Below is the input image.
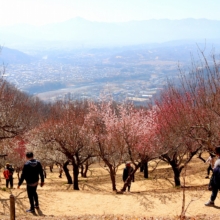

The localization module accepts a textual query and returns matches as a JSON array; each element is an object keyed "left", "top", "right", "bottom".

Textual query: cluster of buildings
[{"left": 4, "top": 53, "right": 177, "bottom": 105}]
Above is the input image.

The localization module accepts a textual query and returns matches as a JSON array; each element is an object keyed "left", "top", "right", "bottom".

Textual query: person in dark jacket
[
  {"left": 122, "top": 161, "right": 134, "bottom": 192},
  {"left": 205, "top": 146, "right": 220, "bottom": 206},
  {"left": 17, "top": 152, "right": 44, "bottom": 213}
]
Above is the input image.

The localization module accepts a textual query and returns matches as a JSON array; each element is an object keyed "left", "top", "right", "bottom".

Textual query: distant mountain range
[
  {"left": 0, "top": 47, "right": 34, "bottom": 64},
  {"left": 1, "top": 39, "right": 220, "bottom": 65},
  {"left": 0, "top": 17, "right": 220, "bottom": 50}
]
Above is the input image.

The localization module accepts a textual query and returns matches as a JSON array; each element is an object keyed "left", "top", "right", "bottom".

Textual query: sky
[{"left": 1, "top": 0, "right": 220, "bottom": 26}]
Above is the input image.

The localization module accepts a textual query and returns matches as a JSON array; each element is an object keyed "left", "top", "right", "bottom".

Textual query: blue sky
[{"left": 1, "top": 0, "right": 220, "bottom": 26}]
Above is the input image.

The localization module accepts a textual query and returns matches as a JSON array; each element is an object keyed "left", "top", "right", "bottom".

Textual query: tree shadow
[
  {"left": 20, "top": 209, "right": 44, "bottom": 217},
  {"left": 65, "top": 184, "right": 72, "bottom": 190},
  {"left": 36, "top": 208, "right": 45, "bottom": 216}
]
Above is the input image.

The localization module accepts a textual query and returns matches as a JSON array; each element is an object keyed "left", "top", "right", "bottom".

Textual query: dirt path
[{"left": 0, "top": 158, "right": 220, "bottom": 219}]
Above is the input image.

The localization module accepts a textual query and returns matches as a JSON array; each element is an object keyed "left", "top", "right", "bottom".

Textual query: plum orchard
[{"left": 2, "top": 52, "right": 220, "bottom": 190}]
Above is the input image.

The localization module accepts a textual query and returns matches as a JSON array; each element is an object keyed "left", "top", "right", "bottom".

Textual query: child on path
[{"left": 3, "top": 163, "right": 14, "bottom": 188}]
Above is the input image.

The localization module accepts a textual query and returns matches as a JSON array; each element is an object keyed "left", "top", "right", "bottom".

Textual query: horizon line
[{"left": 0, "top": 17, "right": 220, "bottom": 27}]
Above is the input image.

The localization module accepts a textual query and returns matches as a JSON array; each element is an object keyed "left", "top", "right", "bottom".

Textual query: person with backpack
[
  {"left": 17, "top": 152, "right": 45, "bottom": 213},
  {"left": 205, "top": 146, "right": 220, "bottom": 206},
  {"left": 122, "top": 161, "right": 135, "bottom": 192},
  {"left": 205, "top": 153, "right": 215, "bottom": 179},
  {"left": 3, "top": 163, "right": 14, "bottom": 188}
]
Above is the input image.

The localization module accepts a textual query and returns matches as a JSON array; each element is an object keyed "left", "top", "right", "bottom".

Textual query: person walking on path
[
  {"left": 17, "top": 152, "right": 45, "bottom": 213},
  {"left": 122, "top": 162, "right": 134, "bottom": 192},
  {"left": 3, "top": 163, "right": 14, "bottom": 188},
  {"left": 205, "top": 153, "right": 215, "bottom": 179},
  {"left": 205, "top": 146, "right": 220, "bottom": 206}
]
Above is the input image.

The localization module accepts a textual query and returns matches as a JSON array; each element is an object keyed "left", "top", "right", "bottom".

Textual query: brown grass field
[{"left": 0, "top": 154, "right": 220, "bottom": 220}]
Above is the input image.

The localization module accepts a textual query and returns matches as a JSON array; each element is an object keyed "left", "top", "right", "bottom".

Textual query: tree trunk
[
  {"left": 109, "top": 166, "right": 117, "bottom": 191},
  {"left": 140, "top": 164, "right": 144, "bottom": 172},
  {"left": 43, "top": 169, "right": 47, "bottom": 178},
  {"left": 63, "top": 160, "right": 72, "bottom": 184},
  {"left": 198, "top": 152, "right": 206, "bottom": 163},
  {"left": 143, "top": 161, "right": 148, "bottom": 179},
  {"left": 80, "top": 165, "right": 84, "bottom": 177},
  {"left": 16, "top": 170, "right": 20, "bottom": 179},
  {"left": 49, "top": 164, "right": 53, "bottom": 172},
  {"left": 73, "top": 164, "right": 80, "bottom": 190},
  {"left": 170, "top": 162, "right": 181, "bottom": 187},
  {"left": 82, "top": 161, "right": 89, "bottom": 178}
]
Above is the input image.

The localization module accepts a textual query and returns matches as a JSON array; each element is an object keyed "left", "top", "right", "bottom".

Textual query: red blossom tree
[
  {"left": 29, "top": 100, "right": 95, "bottom": 190},
  {"left": 152, "top": 75, "right": 215, "bottom": 186}
]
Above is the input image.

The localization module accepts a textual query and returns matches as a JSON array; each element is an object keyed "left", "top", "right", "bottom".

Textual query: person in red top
[{"left": 3, "top": 163, "right": 14, "bottom": 188}]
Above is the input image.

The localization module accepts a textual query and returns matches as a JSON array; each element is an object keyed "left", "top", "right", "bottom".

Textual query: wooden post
[{"left": 10, "top": 194, "right": 15, "bottom": 220}]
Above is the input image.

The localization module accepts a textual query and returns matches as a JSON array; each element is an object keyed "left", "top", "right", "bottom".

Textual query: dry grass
[{"left": 0, "top": 154, "right": 217, "bottom": 219}]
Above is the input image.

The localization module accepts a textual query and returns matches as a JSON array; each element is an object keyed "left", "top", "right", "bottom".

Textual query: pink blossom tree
[
  {"left": 86, "top": 100, "right": 159, "bottom": 192},
  {"left": 116, "top": 103, "right": 159, "bottom": 192},
  {"left": 85, "top": 100, "right": 127, "bottom": 191}
]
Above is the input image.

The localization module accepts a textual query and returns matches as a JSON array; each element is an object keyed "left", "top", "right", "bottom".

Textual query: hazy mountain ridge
[
  {"left": 1, "top": 17, "right": 219, "bottom": 103},
  {"left": 1, "top": 39, "right": 220, "bottom": 65},
  {"left": 0, "top": 18, "right": 220, "bottom": 50},
  {"left": 0, "top": 47, "right": 34, "bottom": 64}
]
